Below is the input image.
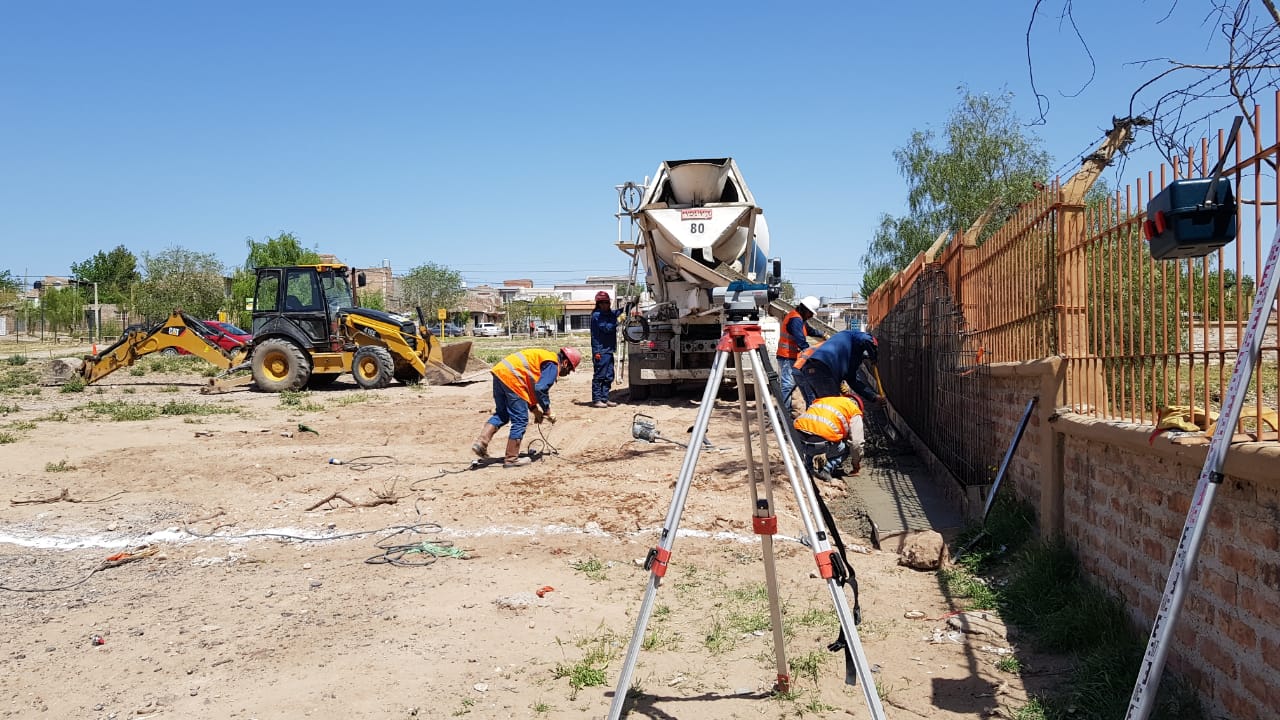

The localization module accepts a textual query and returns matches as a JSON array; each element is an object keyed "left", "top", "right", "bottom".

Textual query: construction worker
[
  {"left": 794, "top": 329, "right": 883, "bottom": 410},
  {"left": 793, "top": 394, "right": 865, "bottom": 481},
  {"left": 589, "top": 290, "right": 619, "bottom": 408},
  {"left": 776, "top": 296, "right": 826, "bottom": 414},
  {"left": 473, "top": 346, "right": 582, "bottom": 467}
]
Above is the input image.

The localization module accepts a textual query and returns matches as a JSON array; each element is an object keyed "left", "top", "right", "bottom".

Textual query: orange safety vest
[
  {"left": 794, "top": 344, "right": 817, "bottom": 370},
  {"left": 793, "top": 396, "right": 863, "bottom": 442},
  {"left": 777, "top": 309, "right": 805, "bottom": 359},
  {"left": 491, "top": 348, "right": 559, "bottom": 406}
]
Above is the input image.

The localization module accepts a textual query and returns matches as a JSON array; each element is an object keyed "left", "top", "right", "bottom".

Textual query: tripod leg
[
  {"left": 734, "top": 355, "right": 791, "bottom": 692},
  {"left": 607, "top": 349, "right": 731, "bottom": 720},
  {"left": 749, "top": 355, "right": 888, "bottom": 719}
]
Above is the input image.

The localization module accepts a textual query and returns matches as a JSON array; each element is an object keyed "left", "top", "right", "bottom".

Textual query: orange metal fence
[{"left": 869, "top": 96, "right": 1280, "bottom": 437}]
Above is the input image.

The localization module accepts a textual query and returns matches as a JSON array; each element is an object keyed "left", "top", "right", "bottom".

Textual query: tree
[
  {"left": 1028, "top": 2, "right": 1280, "bottom": 163},
  {"left": 134, "top": 247, "right": 226, "bottom": 322},
  {"left": 530, "top": 295, "right": 564, "bottom": 326},
  {"left": 230, "top": 233, "right": 322, "bottom": 326},
  {"left": 360, "top": 290, "right": 386, "bottom": 311},
  {"left": 859, "top": 90, "right": 1050, "bottom": 297},
  {"left": 0, "top": 270, "right": 19, "bottom": 311},
  {"left": 70, "top": 245, "right": 139, "bottom": 305},
  {"left": 41, "top": 286, "right": 83, "bottom": 339},
  {"left": 400, "top": 262, "right": 465, "bottom": 316},
  {"left": 778, "top": 279, "right": 796, "bottom": 303}
]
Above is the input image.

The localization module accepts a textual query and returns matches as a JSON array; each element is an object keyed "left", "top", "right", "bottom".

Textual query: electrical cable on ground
[
  {"left": 0, "top": 546, "right": 159, "bottom": 593},
  {"left": 327, "top": 455, "right": 396, "bottom": 471}
]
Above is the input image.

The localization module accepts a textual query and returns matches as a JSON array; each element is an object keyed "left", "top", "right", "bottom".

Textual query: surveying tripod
[{"left": 606, "top": 315, "right": 888, "bottom": 719}]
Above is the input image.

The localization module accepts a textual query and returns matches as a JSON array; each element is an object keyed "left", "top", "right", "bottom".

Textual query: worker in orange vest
[
  {"left": 474, "top": 346, "right": 582, "bottom": 467},
  {"left": 776, "top": 296, "right": 826, "bottom": 415},
  {"left": 792, "top": 394, "right": 865, "bottom": 481}
]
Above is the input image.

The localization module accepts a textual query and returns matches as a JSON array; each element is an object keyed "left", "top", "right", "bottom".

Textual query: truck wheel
[
  {"left": 353, "top": 346, "right": 394, "bottom": 389},
  {"left": 160, "top": 348, "right": 180, "bottom": 357},
  {"left": 252, "top": 338, "right": 311, "bottom": 392},
  {"left": 629, "top": 383, "right": 651, "bottom": 401}
]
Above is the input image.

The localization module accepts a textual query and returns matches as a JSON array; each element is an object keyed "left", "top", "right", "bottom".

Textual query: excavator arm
[{"left": 67, "top": 311, "right": 249, "bottom": 385}]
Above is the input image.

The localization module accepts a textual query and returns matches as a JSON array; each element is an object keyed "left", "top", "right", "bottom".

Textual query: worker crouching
[
  {"left": 474, "top": 346, "right": 582, "bottom": 468},
  {"left": 792, "top": 395, "right": 865, "bottom": 482}
]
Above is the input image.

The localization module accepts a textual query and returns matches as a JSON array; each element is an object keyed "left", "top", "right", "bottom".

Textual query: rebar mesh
[{"left": 877, "top": 266, "right": 994, "bottom": 487}]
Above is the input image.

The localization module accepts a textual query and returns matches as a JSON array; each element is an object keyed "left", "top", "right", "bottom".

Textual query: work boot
[
  {"left": 605, "top": 400, "right": 618, "bottom": 407},
  {"left": 473, "top": 423, "right": 498, "bottom": 458},
  {"left": 590, "top": 401, "right": 609, "bottom": 409},
  {"left": 503, "top": 438, "right": 531, "bottom": 468}
]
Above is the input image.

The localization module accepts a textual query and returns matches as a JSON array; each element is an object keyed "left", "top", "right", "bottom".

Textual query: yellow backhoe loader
[{"left": 54, "top": 264, "right": 483, "bottom": 392}]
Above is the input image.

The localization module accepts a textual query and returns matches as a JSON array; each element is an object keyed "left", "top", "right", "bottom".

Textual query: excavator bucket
[{"left": 422, "top": 339, "right": 489, "bottom": 384}]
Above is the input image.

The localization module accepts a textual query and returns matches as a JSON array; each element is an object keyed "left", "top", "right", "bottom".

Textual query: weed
[
  {"left": 10, "top": 421, "right": 35, "bottom": 430},
  {"left": 570, "top": 556, "right": 608, "bottom": 581},
  {"left": 0, "top": 403, "right": 19, "bottom": 414},
  {"left": 335, "top": 393, "right": 371, "bottom": 406},
  {"left": 61, "top": 375, "right": 87, "bottom": 393},
  {"left": 122, "top": 388, "right": 135, "bottom": 394},
  {"left": 996, "top": 655, "right": 1022, "bottom": 674},
  {"left": 802, "top": 695, "right": 837, "bottom": 713},
  {"left": 160, "top": 385, "right": 180, "bottom": 393},
  {"left": 552, "top": 632, "right": 614, "bottom": 700},
  {"left": 278, "top": 390, "right": 324, "bottom": 412},
  {"left": 129, "top": 367, "right": 146, "bottom": 376},
  {"left": 531, "top": 700, "right": 551, "bottom": 715},
  {"left": 875, "top": 678, "right": 896, "bottom": 702},
  {"left": 0, "top": 431, "right": 15, "bottom": 444},
  {"left": 641, "top": 627, "right": 680, "bottom": 651},
  {"left": 22, "top": 386, "right": 40, "bottom": 396},
  {"left": 42, "top": 410, "right": 68, "bottom": 422},
  {"left": 451, "top": 697, "right": 475, "bottom": 716},
  {"left": 653, "top": 604, "right": 671, "bottom": 621},
  {"left": 0, "top": 367, "right": 37, "bottom": 392},
  {"left": 94, "top": 386, "right": 105, "bottom": 394},
  {"left": 789, "top": 650, "right": 827, "bottom": 685},
  {"left": 1011, "top": 697, "right": 1048, "bottom": 720},
  {"left": 6, "top": 354, "right": 27, "bottom": 366},
  {"left": 45, "top": 460, "right": 76, "bottom": 472},
  {"left": 160, "top": 400, "right": 236, "bottom": 416},
  {"left": 85, "top": 400, "right": 159, "bottom": 421},
  {"left": 940, "top": 566, "right": 998, "bottom": 609},
  {"left": 703, "top": 616, "right": 733, "bottom": 655}
]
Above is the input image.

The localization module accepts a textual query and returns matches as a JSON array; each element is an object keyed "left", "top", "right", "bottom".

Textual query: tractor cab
[{"left": 252, "top": 264, "right": 362, "bottom": 353}]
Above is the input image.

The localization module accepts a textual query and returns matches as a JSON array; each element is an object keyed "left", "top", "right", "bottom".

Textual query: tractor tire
[
  {"left": 352, "top": 346, "right": 395, "bottom": 390},
  {"left": 252, "top": 338, "right": 311, "bottom": 392},
  {"left": 307, "top": 373, "right": 341, "bottom": 389}
]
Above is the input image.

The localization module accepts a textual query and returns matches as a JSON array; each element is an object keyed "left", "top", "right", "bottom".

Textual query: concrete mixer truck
[{"left": 615, "top": 158, "right": 784, "bottom": 400}]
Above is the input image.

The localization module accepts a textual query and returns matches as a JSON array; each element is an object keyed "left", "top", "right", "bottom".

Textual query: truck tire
[
  {"left": 629, "top": 383, "right": 651, "bottom": 401},
  {"left": 252, "top": 338, "right": 311, "bottom": 392},
  {"left": 353, "top": 346, "right": 394, "bottom": 389}
]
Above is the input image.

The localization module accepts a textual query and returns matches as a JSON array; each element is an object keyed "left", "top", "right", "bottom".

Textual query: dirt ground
[{"left": 0, "top": 348, "right": 1042, "bottom": 719}]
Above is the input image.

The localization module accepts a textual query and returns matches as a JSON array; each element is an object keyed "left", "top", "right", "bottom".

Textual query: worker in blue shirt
[
  {"left": 589, "top": 290, "right": 619, "bottom": 407},
  {"left": 794, "top": 329, "right": 884, "bottom": 410},
  {"left": 776, "top": 296, "right": 826, "bottom": 414}
]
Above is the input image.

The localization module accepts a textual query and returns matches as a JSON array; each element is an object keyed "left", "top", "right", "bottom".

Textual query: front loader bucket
[{"left": 423, "top": 340, "right": 489, "bottom": 385}]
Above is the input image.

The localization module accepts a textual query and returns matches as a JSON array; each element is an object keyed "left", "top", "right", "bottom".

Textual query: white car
[{"left": 474, "top": 323, "right": 503, "bottom": 337}]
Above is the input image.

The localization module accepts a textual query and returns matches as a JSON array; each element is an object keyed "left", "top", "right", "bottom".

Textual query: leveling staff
[{"left": 473, "top": 347, "right": 582, "bottom": 468}]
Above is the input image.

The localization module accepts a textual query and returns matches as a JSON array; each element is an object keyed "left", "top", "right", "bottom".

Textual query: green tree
[
  {"left": 778, "top": 279, "right": 796, "bottom": 303},
  {"left": 230, "top": 232, "right": 322, "bottom": 326},
  {"left": 0, "top": 270, "right": 19, "bottom": 311},
  {"left": 360, "top": 290, "right": 386, "bottom": 311},
  {"left": 41, "top": 285, "right": 83, "bottom": 339},
  {"left": 400, "top": 262, "right": 465, "bottom": 316},
  {"left": 134, "top": 247, "right": 226, "bottom": 322},
  {"left": 530, "top": 295, "right": 564, "bottom": 326},
  {"left": 860, "top": 89, "right": 1050, "bottom": 297},
  {"left": 69, "top": 245, "right": 140, "bottom": 304}
]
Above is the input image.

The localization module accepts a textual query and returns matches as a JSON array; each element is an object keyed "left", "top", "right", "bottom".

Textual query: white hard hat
[{"left": 798, "top": 296, "right": 820, "bottom": 313}]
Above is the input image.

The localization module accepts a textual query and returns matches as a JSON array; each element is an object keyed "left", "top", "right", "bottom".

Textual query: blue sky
[{"left": 0, "top": 2, "right": 1236, "bottom": 300}]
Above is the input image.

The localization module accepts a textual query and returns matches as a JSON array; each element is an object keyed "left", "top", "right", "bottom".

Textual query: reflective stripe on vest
[
  {"left": 793, "top": 396, "right": 862, "bottom": 442},
  {"left": 777, "top": 310, "right": 804, "bottom": 359},
  {"left": 492, "top": 348, "right": 559, "bottom": 405},
  {"left": 794, "top": 345, "right": 816, "bottom": 370}
]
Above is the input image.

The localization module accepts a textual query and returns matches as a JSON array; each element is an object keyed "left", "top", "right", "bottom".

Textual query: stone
[{"left": 898, "top": 530, "right": 950, "bottom": 571}]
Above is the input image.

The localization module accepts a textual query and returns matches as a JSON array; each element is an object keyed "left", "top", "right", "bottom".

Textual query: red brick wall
[
  {"left": 1056, "top": 425, "right": 1280, "bottom": 720},
  {"left": 983, "top": 369, "right": 1045, "bottom": 512}
]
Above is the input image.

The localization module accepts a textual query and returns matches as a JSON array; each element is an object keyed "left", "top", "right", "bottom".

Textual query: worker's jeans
[
  {"left": 795, "top": 359, "right": 841, "bottom": 409},
  {"left": 794, "top": 416, "right": 864, "bottom": 478},
  {"left": 487, "top": 377, "right": 530, "bottom": 440},
  {"left": 777, "top": 356, "right": 797, "bottom": 413},
  {"left": 591, "top": 350, "right": 614, "bottom": 403}
]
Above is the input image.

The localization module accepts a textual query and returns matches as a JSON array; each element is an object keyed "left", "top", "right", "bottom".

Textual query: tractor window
[
  {"left": 284, "top": 270, "right": 322, "bottom": 312},
  {"left": 254, "top": 271, "right": 281, "bottom": 312},
  {"left": 318, "top": 273, "right": 356, "bottom": 313}
]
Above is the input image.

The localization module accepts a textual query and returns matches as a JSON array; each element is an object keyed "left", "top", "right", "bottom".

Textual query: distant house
[{"left": 816, "top": 294, "right": 868, "bottom": 331}]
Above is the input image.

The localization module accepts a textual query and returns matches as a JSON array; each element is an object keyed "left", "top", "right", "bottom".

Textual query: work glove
[
  {"left": 873, "top": 394, "right": 887, "bottom": 407},
  {"left": 532, "top": 408, "right": 545, "bottom": 424},
  {"left": 545, "top": 411, "right": 557, "bottom": 425},
  {"left": 594, "top": 353, "right": 601, "bottom": 362}
]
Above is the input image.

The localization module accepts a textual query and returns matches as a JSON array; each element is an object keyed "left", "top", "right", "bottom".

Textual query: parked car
[
  {"left": 164, "top": 320, "right": 253, "bottom": 356},
  {"left": 441, "top": 322, "right": 465, "bottom": 337},
  {"left": 474, "top": 322, "right": 502, "bottom": 337},
  {"left": 531, "top": 321, "right": 554, "bottom": 337}
]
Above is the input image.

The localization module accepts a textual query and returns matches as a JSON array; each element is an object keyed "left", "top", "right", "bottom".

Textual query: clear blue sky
[{"left": 0, "top": 2, "right": 1233, "bottom": 300}]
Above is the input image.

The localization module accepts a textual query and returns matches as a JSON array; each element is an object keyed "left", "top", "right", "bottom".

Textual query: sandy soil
[{"left": 0, "top": 354, "right": 1044, "bottom": 719}]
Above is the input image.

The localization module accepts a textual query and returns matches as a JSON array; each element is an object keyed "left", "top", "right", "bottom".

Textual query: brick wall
[
  {"left": 978, "top": 360, "right": 1280, "bottom": 719},
  {"left": 983, "top": 367, "right": 1046, "bottom": 513}
]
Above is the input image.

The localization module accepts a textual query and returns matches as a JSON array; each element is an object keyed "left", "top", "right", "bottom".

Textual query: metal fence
[{"left": 870, "top": 96, "right": 1280, "bottom": 441}]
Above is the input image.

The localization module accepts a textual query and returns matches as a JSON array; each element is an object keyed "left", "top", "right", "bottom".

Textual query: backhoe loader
[{"left": 54, "top": 264, "right": 482, "bottom": 392}]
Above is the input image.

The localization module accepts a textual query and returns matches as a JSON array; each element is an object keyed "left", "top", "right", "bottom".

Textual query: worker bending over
[
  {"left": 776, "top": 296, "right": 826, "bottom": 415},
  {"left": 793, "top": 394, "right": 865, "bottom": 481},
  {"left": 794, "top": 329, "right": 884, "bottom": 410},
  {"left": 474, "top": 346, "right": 581, "bottom": 467},
  {"left": 589, "top": 290, "right": 619, "bottom": 408}
]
